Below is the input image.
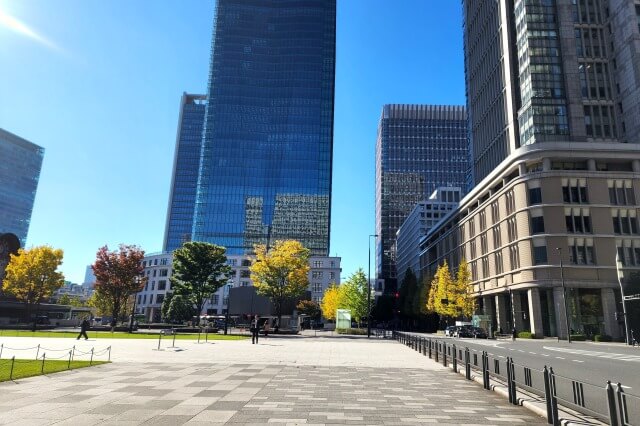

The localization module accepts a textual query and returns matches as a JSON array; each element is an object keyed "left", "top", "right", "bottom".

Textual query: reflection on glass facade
[
  {"left": 375, "top": 105, "right": 468, "bottom": 290},
  {"left": 193, "top": 0, "right": 336, "bottom": 255},
  {"left": 163, "top": 94, "right": 207, "bottom": 252},
  {"left": 0, "top": 129, "right": 44, "bottom": 247}
]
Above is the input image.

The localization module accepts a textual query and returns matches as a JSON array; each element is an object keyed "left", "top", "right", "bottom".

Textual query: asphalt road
[{"left": 407, "top": 333, "right": 640, "bottom": 422}]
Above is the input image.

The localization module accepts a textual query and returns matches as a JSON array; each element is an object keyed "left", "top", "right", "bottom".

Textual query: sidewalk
[{"left": 0, "top": 335, "right": 546, "bottom": 425}]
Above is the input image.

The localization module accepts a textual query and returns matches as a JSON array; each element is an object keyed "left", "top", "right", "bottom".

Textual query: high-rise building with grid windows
[
  {"left": 420, "top": 0, "right": 640, "bottom": 340},
  {"left": 190, "top": 0, "right": 336, "bottom": 256},
  {"left": 375, "top": 104, "right": 468, "bottom": 291}
]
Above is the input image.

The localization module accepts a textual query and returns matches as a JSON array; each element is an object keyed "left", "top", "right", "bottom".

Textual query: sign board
[{"left": 336, "top": 309, "right": 351, "bottom": 330}]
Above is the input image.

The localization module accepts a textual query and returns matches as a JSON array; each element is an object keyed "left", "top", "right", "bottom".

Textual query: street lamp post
[
  {"left": 224, "top": 284, "right": 232, "bottom": 335},
  {"left": 129, "top": 276, "right": 141, "bottom": 334},
  {"left": 615, "top": 251, "right": 631, "bottom": 345},
  {"left": 367, "top": 234, "right": 378, "bottom": 339},
  {"left": 556, "top": 248, "right": 571, "bottom": 343}
]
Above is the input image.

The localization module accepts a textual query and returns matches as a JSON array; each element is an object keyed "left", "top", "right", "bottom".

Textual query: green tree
[
  {"left": 92, "top": 244, "right": 146, "bottom": 329},
  {"left": 161, "top": 292, "right": 194, "bottom": 323},
  {"left": 3, "top": 246, "right": 65, "bottom": 330},
  {"left": 171, "top": 242, "right": 232, "bottom": 326},
  {"left": 250, "top": 240, "right": 310, "bottom": 329},
  {"left": 296, "top": 300, "right": 321, "bottom": 321},
  {"left": 454, "top": 259, "right": 475, "bottom": 319},
  {"left": 417, "top": 275, "right": 431, "bottom": 316},
  {"left": 340, "top": 269, "right": 371, "bottom": 326},
  {"left": 400, "top": 268, "right": 418, "bottom": 317}
]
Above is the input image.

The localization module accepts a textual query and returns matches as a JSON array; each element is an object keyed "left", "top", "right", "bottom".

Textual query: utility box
[{"left": 336, "top": 309, "right": 351, "bottom": 329}]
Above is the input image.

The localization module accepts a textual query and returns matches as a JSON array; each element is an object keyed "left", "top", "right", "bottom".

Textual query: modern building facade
[
  {"left": 0, "top": 128, "right": 44, "bottom": 247},
  {"left": 421, "top": 0, "right": 640, "bottom": 339},
  {"left": 191, "top": 0, "right": 336, "bottom": 256},
  {"left": 136, "top": 252, "right": 340, "bottom": 323},
  {"left": 163, "top": 93, "right": 207, "bottom": 252},
  {"left": 395, "top": 187, "right": 461, "bottom": 285},
  {"left": 375, "top": 105, "right": 468, "bottom": 292}
]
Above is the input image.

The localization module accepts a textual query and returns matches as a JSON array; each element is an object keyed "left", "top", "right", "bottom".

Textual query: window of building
[
  {"left": 160, "top": 258, "right": 168, "bottom": 265},
  {"left": 156, "top": 294, "right": 164, "bottom": 304},
  {"left": 612, "top": 209, "right": 639, "bottom": 235},
  {"left": 530, "top": 210, "right": 545, "bottom": 234},
  {"left": 151, "top": 281, "right": 155, "bottom": 291},
  {"left": 143, "top": 295, "right": 147, "bottom": 304},
  {"left": 510, "top": 244, "right": 521, "bottom": 269},
  {"left": 470, "top": 239, "right": 477, "bottom": 259},
  {"left": 565, "top": 208, "right": 592, "bottom": 233},
  {"left": 532, "top": 240, "right": 548, "bottom": 265},
  {"left": 616, "top": 239, "right": 640, "bottom": 266},
  {"left": 241, "top": 281, "right": 250, "bottom": 287},
  {"left": 480, "top": 234, "right": 488, "bottom": 255},
  {"left": 608, "top": 180, "right": 636, "bottom": 205},
  {"left": 491, "top": 202, "right": 500, "bottom": 222},
  {"left": 227, "top": 258, "right": 237, "bottom": 266},
  {"left": 241, "top": 259, "right": 251, "bottom": 267},
  {"left": 158, "top": 280, "right": 166, "bottom": 290},
  {"left": 313, "top": 260, "right": 323, "bottom": 268},
  {"left": 153, "top": 270, "right": 157, "bottom": 277},
  {"left": 469, "top": 218, "right": 476, "bottom": 237},
  {"left": 506, "top": 191, "right": 516, "bottom": 215},
  {"left": 493, "top": 227, "right": 502, "bottom": 248},
  {"left": 495, "top": 251, "right": 504, "bottom": 274},
  {"left": 471, "top": 261, "right": 478, "bottom": 281},
  {"left": 329, "top": 272, "right": 335, "bottom": 280},
  {"left": 528, "top": 186, "right": 542, "bottom": 205},
  {"left": 240, "top": 269, "right": 251, "bottom": 278},
  {"left": 562, "top": 178, "right": 588, "bottom": 203},
  {"left": 312, "top": 271, "right": 323, "bottom": 279},
  {"left": 312, "top": 282, "right": 323, "bottom": 293},
  {"left": 481, "top": 256, "right": 489, "bottom": 277},
  {"left": 507, "top": 217, "right": 518, "bottom": 242},
  {"left": 137, "top": 295, "right": 141, "bottom": 304},
  {"left": 569, "top": 238, "right": 595, "bottom": 265},
  {"left": 330, "top": 261, "right": 335, "bottom": 268},
  {"left": 479, "top": 211, "right": 487, "bottom": 229},
  {"left": 159, "top": 269, "right": 168, "bottom": 277},
  {"left": 212, "top": 294, "right": 219, "bottom": 305}
]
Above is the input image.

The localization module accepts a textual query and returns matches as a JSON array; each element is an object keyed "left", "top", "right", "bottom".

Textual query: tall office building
[
  {"left": 164, "top": 93, "right": 207, "bottom": 252},
  {"left": 421, "top": 0, "right": 640, "bottom": 339},
  {"left": 191, "top": 0, "right": 336, "bottom": 256},
  {"left": 0, "top": 128, "right": 44, "bottom": 247},
  {"left": 375, "top": 105, "right": 468, "bottom": 291}
]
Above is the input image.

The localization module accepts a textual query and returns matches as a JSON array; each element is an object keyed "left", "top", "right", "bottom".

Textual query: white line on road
[
  {"left": 555, "top": 356, "right": 565, "bottom": 360},
  {"left": 543, "top": 346, "right": 640, "bottom": 362},
  {"left": 572, "top": 360, "right": 584, "bottom": 363},
  {"left": 529, "top": 352, "right": 537, "bottom": 355}
]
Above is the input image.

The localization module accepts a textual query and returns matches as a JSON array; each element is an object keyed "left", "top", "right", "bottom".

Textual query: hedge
[{"left": 594, "top": 334, "right": 612, "bottom": 342}]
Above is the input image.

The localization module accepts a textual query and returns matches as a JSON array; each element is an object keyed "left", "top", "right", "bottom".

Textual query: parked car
[
  {"left": 455, "top": 325, "right": 474, "bottom": 338},
  {"left": 470, "top": 326, "right": 488, "bottom": 339},
  {"left": 445, "top": 326, "right": 457, "bottom": 337}
]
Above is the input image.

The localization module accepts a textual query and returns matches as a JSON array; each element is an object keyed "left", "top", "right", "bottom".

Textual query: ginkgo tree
[
  {"left": 2, "top": 245, "right": 65, "bottom": 330},
  {"left": 320, "top": 283, "right": 340, "bottom": 321},
  {"left": 426, "top": 259, "right": 475, "bottom": 326},
  {"left": 250, "top": 240, "right": 310, "bottom": 331}
]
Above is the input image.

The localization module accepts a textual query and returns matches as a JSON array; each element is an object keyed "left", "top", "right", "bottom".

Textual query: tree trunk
[
  {"left": 31, "top": 301, "right": 39, "bottom": 332},
  {"left": 275, "top": 299, "right": 282, "bottom": 333}
]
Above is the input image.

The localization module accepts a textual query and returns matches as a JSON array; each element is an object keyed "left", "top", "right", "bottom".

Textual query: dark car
[
  {"left": 470, "top": 326, "right": 488, "bottom": 339},
  {"left": 455, "top": 326, "right": 474, "bottom": 338},
  {"left": 445, "top": 326, "right": 457, "bottom": 337}
]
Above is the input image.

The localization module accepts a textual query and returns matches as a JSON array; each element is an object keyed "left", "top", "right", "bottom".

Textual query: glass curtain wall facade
[
  {"left": 375, "top": 105, "right": 468, "bottom": 291},
  {"left": 193, "top": 0, "right": 336, "bottom": 256},
  {"left": 164, "top": 94, "right": 207, "bottom": 252},
  {"left": 0, "top": 129, "right": 44, "bottom": 247}
]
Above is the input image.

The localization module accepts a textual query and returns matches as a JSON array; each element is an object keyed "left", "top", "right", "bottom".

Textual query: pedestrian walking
[
  {"left": 511, "top": 326, "right": 517, "bottom": 342},
  {"left": 251, "top": 315, "right": 260, "bottom": 344},
  {"left": 263, "top": 318, "right": 270, "bottom": 338},
  {"left": 77, "top": 317, "right": 90, "bottom": 340}
]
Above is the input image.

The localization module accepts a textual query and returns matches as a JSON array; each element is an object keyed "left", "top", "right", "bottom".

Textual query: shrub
[
  {"left": 594, "top": 334, "right": 612, "bottom": 342},
  {"left": 517, "top": 331, "right": 533, "bottom": 339},
  {"left": 336, "top": 328, "right": 367, "bottom": 335},
  {"left": 570, "top": 334, "right": 586, "bottom": 341}
]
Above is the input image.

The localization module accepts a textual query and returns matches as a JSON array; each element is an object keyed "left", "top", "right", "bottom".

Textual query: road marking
[
  {"left": 529, "top": 352, "right": 537, "bottom": 355},
  {"left": 555, "top": 356, "right": 565, "bottom": 360},
  {"left": 572, "top": 360, "right": 584, "bottom": 363},
  {"left": 509, "top": 349, "right": 514, "bottom": 351},
  {"left": 541, "top": 354, "right": 550, "bottom": 357},
  {"left": 518, "top": 350, "right": 525, "bottom": 352},
  {"left": 543, "top": 346, "right": 640, "bottom": 362}
]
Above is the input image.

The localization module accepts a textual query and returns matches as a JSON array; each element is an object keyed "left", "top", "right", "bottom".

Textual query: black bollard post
[
  {"left": 543, "top": 366, "right": 552, "bottom": 424},
  {"left": 605, "top": 381, "right": 619, "bottom": 426},
  {"left": 465, "top": 347, "right": 471, "bottom": 380},
  {"left": 549, "top": 367, "right": 559, "bottom": 426},
  {"left": 452, "top": 344, "right": 457, "bottom": 372}
]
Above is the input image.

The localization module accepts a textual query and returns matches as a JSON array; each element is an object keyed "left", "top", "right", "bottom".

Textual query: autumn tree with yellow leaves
[
  {"left": 320, "top": 283, "right": 341, "bottom": 321},
  {"left": 249, "top": 240, "right": 310, "bottom": 330},
  {"left": 2, "top": 246, "right": 65, "bottom": 329},
  {"left": 426, "top": 259, "right": 475, "bottom": 326}
]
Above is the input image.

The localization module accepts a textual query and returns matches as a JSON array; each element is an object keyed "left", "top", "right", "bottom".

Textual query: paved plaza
[{"left": 0, "top": 334, "right": 545, "bottom": 425}]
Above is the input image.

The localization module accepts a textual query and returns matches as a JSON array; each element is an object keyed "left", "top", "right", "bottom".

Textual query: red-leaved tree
[{"left": 92, "top": 244, "right": 146, "bottom": 329}]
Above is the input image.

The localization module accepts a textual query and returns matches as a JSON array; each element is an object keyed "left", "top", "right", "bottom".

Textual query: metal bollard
[
  {"left": 41, "top": 353, "right": 46, "bottom": 374},
  {"left": 428, "top": 339, "right": 432, "bottom": 358},
  {"left": 442, "top": 342, "right": 447, "bottom": 367},
  {"left": 0, "top": 342, "right": 3, "bottom": 359},
  {"left": 482, "top": 351, "right": 489, "bottom": 390},
  {"left": 157, "top": 332, "right": 162, "bottom": 350},
  {"left": 507, "top": 358, "right": 513, "bottom": 403},
  {"left": 71, "top": 345, "right": 75, "bottom": 362},
  {"left": 543, "top": 366, "right": 553, "bottom": 424},
  {"left": 616, "top": 382, "right": 626, "bottom": 426},
  {"left": 108, "top": 346, "right": 111, "bottom": 362},
  {"left": 172, "top": 330, "right": 177, "bottom": 348},
  {"left": 435, "top": 341, "right": 439, "bottom": 362},
  {"left": 605, "top": 381, "right": 619, "bottom": 426},
  {"left": 452, "top": 344, "right": 457, "bottom": 372},
  {"left": 465, "top": 347, "right": 471, "bottom": 380},
  {"left": 510, "top": 358, "right": 517, "bottom": 405},
  {"left": 35, "top": 344, "right": 40, "bottom": 360},
  {"left": 68, "top": 351, "right": 72, "bottom": 369},
  {"left": 90, "top": 348, "right": 94, "bottom": 365},
  {"left": 549, "top": 367, "right": 559, "bottom": 426},
  {"left": 423, "top": 338, "right": 427, "bottom": 356},
  {"left": 9, "top": 356, "right": 15, "bottom": 381}
]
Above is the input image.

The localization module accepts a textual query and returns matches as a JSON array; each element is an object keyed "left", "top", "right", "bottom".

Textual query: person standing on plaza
[
  {"left": 263, "top": 318, "right": 270, "bottom": 338},
  {"left": 251, "top": 315, "right": 260, "bottom": 344},
  {"left": 77, "top": 317, "right": 90, "bottom": 340}
]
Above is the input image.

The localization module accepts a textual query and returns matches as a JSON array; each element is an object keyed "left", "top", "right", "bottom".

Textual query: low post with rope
[{"left": 41, "top": 353, "right": 46, "bottom": 374}]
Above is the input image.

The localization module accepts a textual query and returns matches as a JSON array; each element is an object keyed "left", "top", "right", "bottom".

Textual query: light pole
[
  {"left": 129, "top": 276, "right": 142, "bottom": 333},
  {"left": 224, "top": 284, "right": 232, "bottom": 335},
  {"left": 367, "top": 234, "right": 378, "bottom": 338},
  {"left": 615, "top": 251, "right": 631, "bottom": 345},
  {"left": 556, "top": 248, "right": 572, "bottom": 343}
]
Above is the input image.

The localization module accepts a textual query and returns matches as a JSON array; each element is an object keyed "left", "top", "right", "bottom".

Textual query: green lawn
[
  {"left": 0, "top": 358, "right": 108, "bottom": 382},
  {"left": 0, "top": 330, "right": 248, "bottom": 340}
]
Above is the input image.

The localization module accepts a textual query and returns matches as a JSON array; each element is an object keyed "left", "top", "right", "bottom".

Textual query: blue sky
[{"left": 0, "top": 0, "right": 465, "bottom": 284}]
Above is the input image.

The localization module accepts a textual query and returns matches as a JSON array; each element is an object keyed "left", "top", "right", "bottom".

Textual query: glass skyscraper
[
  {"left": 192, "top": 0, "right": 336, "bottom": 255},
  {"left": 375, "top": 105, "right": 468, "bottom": 291},
  {"left": 164, "top": 93, "right": 207, "bottom": 252},
  {"left": 0, "top": 128, "right": 44, "bottom": 247}
]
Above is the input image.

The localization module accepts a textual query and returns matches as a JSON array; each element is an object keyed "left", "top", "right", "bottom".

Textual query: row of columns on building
[{"left": 481, "top": 287, "right": 620, "bottom": 339}]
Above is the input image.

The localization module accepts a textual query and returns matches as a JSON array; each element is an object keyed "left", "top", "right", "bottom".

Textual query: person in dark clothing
[
  {"left": 77, "top": 318, "right": 90, "bottom": 340},
  {"left": 250, "top": 315, "right": 259, "bottom": 344}
]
